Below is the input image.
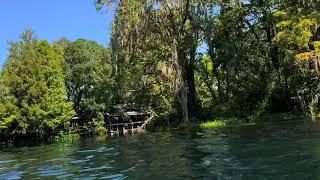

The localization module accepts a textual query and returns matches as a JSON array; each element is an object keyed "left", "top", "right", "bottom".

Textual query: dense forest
[{"left": 0, "top": 0, "right": 320, "bottom": 139}]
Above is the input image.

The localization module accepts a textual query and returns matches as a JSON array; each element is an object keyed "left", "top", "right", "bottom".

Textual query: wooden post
[
  {"left": 123, "top": 125, "right": 126, "bottom": 135},
  {"left": 131, "top": 122, "right": 134, "bottom": 131},
  {"left": 108, "top": 117, "right": 112, "bottom": 133},
  {"left": 116, "top": 125, "right": 119, "bottom": 135}
]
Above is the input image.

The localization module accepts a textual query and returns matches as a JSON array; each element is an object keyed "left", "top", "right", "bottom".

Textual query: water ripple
[
  {"left": 79, "top": 165, "right": 112, "bottom": 172},
  {"left": 0, "top": 171, "right": 24, "bottom": 180},
  {"left": 0, "top": 160, "right": 16, "bottom": 164},
  {"left": 37, "top": 166, "right": 66, "bottom": 177},
  {"left": 99, "top": 174, "right": 126, "bottom": 180}
]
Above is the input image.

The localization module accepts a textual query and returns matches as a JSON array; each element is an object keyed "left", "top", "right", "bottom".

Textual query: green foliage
[
  {"left": 211, "top": 103, "right": 239, "bottom": 117},
  {"left": 2, "top": 0, "right": 320, "bottom": 140},
  {"left": 92, "top": 112, "right": 107, "bottom": 135},
  {"left": 199, "top": 117, "right": 248, "bottom": 130},
  {"left": 0, "top": 82, "right": 19, "bottom": 129},
  {"left": 200, "top": 121, "right": 226, "bottom": 129},
  {"left": 0, "top": 30, "right": 75, "bottom": 137},
  {"left": 274, "top": 16, "right": 318, "bottom": 50},
  {"left": 54, "top": 131, "right": 80, "bottom": 143},
  {"left": 195, "top": 55, "right": 215, "bottom": 107},
  {"left": 62, "top": 39, "right": 113, "bottom": 119},
  {"left": 94, "top": 124, "right": 107, "bottom": 135},
  {"left": 272, "top": 3, "right": 320, "bottom": 118}
]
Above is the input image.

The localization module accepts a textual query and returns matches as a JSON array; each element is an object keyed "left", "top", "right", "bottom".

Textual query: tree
[
  {"left": 96, "top": 0, "right": 320, "bottom": 123},
  {"left": 0, "top": 79, "right": 18, "bottom": 131},
  {"left": 0, "top": 30, "right": 75, "bottom": 137},
  {"left": 273, "top": 0, "right": 320, "bottom": 116},
  {"left": 97, "top": 0, "right": 204, "bottom": 124},
  {"left": 62, "top": 39, "right": 113, "bottom": 119}
]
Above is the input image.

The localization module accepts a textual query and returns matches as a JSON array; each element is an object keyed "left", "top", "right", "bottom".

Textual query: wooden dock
[
  {"left": 70, "top": 111, "right": 156, "bottom": 135},
  {"left": 106, "top": 111, "right": 154, "bottom": 135}
]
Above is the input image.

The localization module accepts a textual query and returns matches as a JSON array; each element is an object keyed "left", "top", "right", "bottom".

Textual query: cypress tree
[{"left": 0, "top": 30, "right": 75, "bottom": 137}]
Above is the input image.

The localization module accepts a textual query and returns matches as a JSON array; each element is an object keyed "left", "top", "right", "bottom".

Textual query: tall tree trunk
[
  {"left": 174, "top": 48, "right": 189, "bottom": 124},
  {"left": 173, "top": 36, "right": 200, "bottom": 124},
  {"left": 185, "top": 45, "right": 201, "bottom": 114},
  {"left": 174, "top": 45, "right": 201, "bottom": 123}
]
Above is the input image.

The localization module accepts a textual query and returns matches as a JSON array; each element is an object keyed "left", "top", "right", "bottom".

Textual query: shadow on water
[
  {"left": 1, "top": 121, "right": 320, "bottom": 179},
  {"left": 223, "top": 121, "right": 320, "bottom": 179}
]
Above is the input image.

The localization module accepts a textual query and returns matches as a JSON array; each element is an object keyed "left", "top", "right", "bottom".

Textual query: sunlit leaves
[
  {"left": 296, "top": 52, "right": 314, "bottom": 61},
  {"left": 313, "top": 41, "right": 320, "bottom": 51},
  {"left": 0, "top": 31, "right": 75, "bottom": 136}
]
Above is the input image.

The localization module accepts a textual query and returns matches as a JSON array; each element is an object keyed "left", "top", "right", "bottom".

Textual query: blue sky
[{"left": 0, "top": 0, "right": 114, "bottom": 67}]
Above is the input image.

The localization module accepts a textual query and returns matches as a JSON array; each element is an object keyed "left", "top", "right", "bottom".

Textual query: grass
[
  {"left": 200, "top": 121, "right": 226, "bottom": 129},
  {"left": 199, "top": 117, "right": 252, "bottom": 130}
]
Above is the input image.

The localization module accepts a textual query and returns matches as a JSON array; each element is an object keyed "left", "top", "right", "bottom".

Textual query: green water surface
[{"left": 0, "top": 122, "right": 320, "bottom": 179}]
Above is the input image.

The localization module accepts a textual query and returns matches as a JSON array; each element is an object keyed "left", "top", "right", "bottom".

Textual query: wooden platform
[
  {"left": 106, "top": 111, "right": 152, "bottom": 135},
  {"left": 70, "top": 111, "right": 156, "bottom": 135}
]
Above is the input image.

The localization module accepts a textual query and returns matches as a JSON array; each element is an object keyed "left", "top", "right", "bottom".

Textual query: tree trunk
[
  {"left": 185, "top": 45, "right": 201, "bottom": 114},
  {"left": 173, "top": 36, "right": 200, "bottom": 124},
  {"left": 174, "top": 48, "right": 189, "bottom": 124}
]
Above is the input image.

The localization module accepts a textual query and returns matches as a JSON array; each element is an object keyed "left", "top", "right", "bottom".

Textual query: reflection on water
[{"left": 1, "top": 122, "right": 320, "bottom": 179}]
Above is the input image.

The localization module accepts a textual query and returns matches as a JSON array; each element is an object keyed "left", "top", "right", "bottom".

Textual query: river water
[{"left": 0, "top": 122, "right": 320, "bottom": 179}]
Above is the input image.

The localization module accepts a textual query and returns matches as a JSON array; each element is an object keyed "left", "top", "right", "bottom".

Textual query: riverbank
[
  {"left": 197, "top": 112, "right": 311, "bottom": 132},
  {"left": 0, "top": 112, "right": 314, "bottom": 147}
]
